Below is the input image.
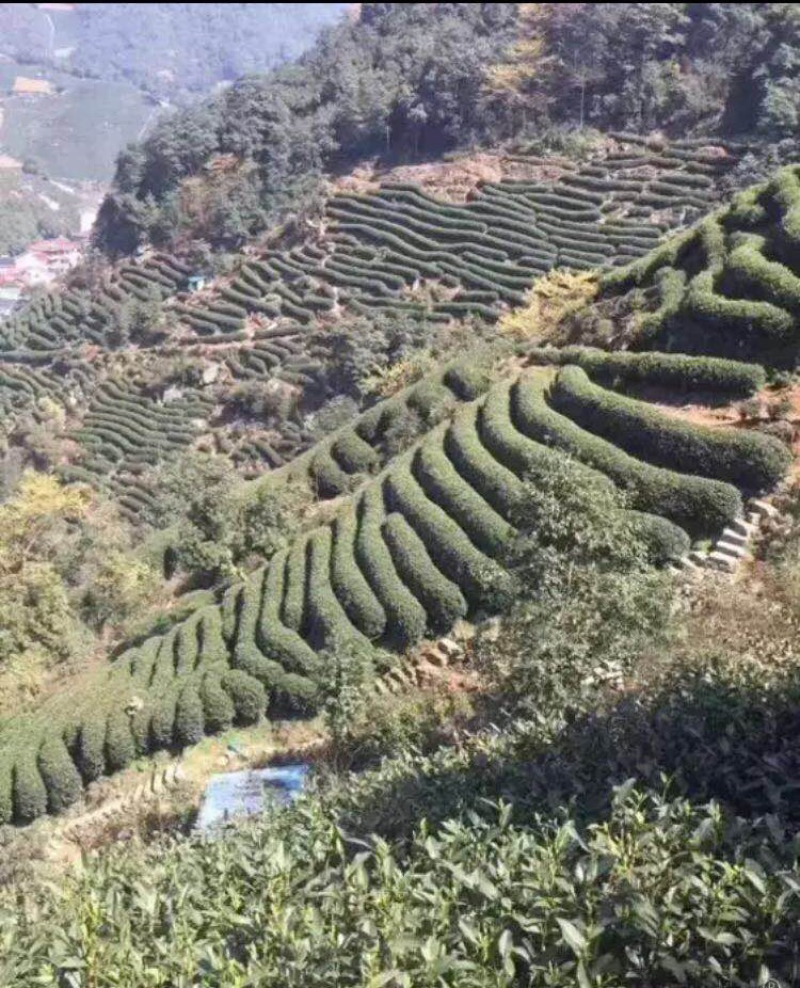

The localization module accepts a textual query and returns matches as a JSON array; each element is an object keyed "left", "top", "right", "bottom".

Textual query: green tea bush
[
  {"left": 413, "top": 438, "right": 512, "bottom": 555},
  {"left": 174, "top": 682, "right": 205, "bottom": 747},
  {"left": 382, "top": 510, "right": 468, "bottom": 633},
  {"left": 331, "top": 431, "right": 380, "bottom": 475},
  {"left": 627, "top": 510, "right": 691, "bottom": 564},
  {"left": 355, "top": 486, "right": 428, "bottom": 648},
  {"left": 76, "top": 713, "right": 108, "bottom": 782},
  {"left": 384, "top": 460, "right": 512, "bottom": 609},
  {"left": 550, "top": 365, "right": 790, "bottom": 491},
  {"left": 12, "top": 750, "right": 48, "bottom": 824},
  {"left": 199, "top": 671, "right": 236, "bottom": 733},
  {"left": 221, "top": 669, "right": 266, "bottom": 725},
  {"left": 330, "top": 508, "right": 387, "bottom": 640},
  {"left": 724, "top": 233, "right": 800, "bottom": 314},
  {"left": 511, "top": 375, "right": 742, "bottom": 536},
  {"left": 526, "top": 345, "right": 766, "bottom": 396},
  {"left": 443, "top": 362, "right": 491, "bottom": 402},
  {"left": 305, "top": 528, "right": 371, "bottom": 650},
  {"left": 105, "top": 708, "right": 137, "bottom": 772},
  {"left": 37, "top": 736, "right": 82, "bottom": 815},
  {"left": 445, "top": 404, "right": 524, "bottom": 520},
  {"left": 255, "top": 555, "right": 321, "bottom": 681}
]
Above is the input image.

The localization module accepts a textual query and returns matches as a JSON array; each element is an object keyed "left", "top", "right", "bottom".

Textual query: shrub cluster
[
  {"left": 526, "top": 345, "right": 766, "bottom": 396},
  {"left": 549, "top": 366, "right": 790, "bottom": 493}
]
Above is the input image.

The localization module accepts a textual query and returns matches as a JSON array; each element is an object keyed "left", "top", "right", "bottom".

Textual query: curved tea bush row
[
  {"left": 549, "top": 366, "right": 790, "bottom": 493},
  {"left": 0, "top": 253, "right": 189, "bottom": 357},
  {"left": 0, "top": 387, "right": 514, "bottom": 823},
  {"left": 505, "top": 375, "right": 743, "bottom": 538},
  {"left": 600, "top": 166, "right": 800, "bottom": 364},
  {"left": 268, "top": 356, "right": 494, "bottom": 503},
  {"left": 525, "top": 346, "right": 766, "bottom": 397}
]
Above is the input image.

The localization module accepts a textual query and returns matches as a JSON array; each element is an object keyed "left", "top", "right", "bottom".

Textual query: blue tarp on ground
[{"left": 195, "top": 764, "right": 309, "bottom": 832}]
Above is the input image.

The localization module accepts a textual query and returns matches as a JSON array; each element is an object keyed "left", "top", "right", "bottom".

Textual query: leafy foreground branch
[{"left": 3, "top": 784, "right": 799, "bottom": 988}]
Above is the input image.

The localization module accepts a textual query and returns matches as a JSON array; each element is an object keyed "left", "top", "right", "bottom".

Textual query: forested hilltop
[
  {"left": 95, "top": 2, "right": 800, "bottom": 254},
  {"left": 2, "top": 4, "right": 800, "bottom": 986}
]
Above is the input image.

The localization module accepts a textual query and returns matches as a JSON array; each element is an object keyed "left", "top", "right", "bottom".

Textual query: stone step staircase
[
  {"left": 671, "top": 499, "right": 779, "bottom": 576},
  {"left": 375, "top": 637, "right": 466, "bottom": 696},
  {"left": 56, "top": 760, "right": 187, "bottom": 846}
]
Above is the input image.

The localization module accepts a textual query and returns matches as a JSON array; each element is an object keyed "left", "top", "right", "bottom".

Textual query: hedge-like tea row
[
  {"left": 525, "top": 346, "right": 766, "bottom": 396},
  {"left": 505, "top": 376, "right": 743, "bottom": 538},
  {"left": 599, "top": 166, "right": 800, "bottom": 364},
  {"left": 549, "top": 366, "right": 790, "bottom": 493},
  {"left": 0, "top": 252, "right": 189, "bottom": 358},
  {"left": 318, "top": 138, "right": 730, "bottom": 320}
]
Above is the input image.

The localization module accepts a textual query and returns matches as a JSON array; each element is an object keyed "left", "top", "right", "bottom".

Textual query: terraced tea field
[
  {"left": 0, "top": 346, "right": 785, "bottom": 824},
  {"left": 0, "top": 135, "right": 751, "bottom": 510},
  {"left": 174, "top": 136, "right": 747, "bottom": 333},
  {"left": 600, "top": 164, "right": 800, "bottom": 366},
  {"left": 60, "top": 379, "right": 214, "bottom": 523}
]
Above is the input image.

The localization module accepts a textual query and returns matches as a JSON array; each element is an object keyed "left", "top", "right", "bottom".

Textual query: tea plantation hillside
[
  {"left": 596, "top": 165, "right": 800, "bottom": 365},
  {"left": 0, "top": 345, "right": 788, "bottom": 825},
  {"left": 0, "top": 134, "right": 749, "bottom": 523}
]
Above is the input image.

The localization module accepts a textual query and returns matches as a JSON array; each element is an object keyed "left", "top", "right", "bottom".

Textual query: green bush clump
[
  {"left": 175, "top": 613, "right": 201, "bottom": 674},
  {"left": 305, "top": 528, "right": 370, "bottom": 650},
  {"left": 174, "top": 682, "right": 206, "bottom": 747},
  {"left": 478, "top": 380, "right": 566, "bottom": 479},
  {"left": 199, "top": 671, "right": 236, "bottom": 734},
  {"left": 511, "top": 373, "right": 742, "bottom": 537},
  {"left": 310, "top": 451, "right": 352, "bottom": 498},
  {"left": 384, "top": 460, "right": 512, "bottom": 610},
  {"left": 407, "top": 381, "right": 455, "bottom": 425},
  {"left": 12, "top": 751, "right": 48, "bottom": 824},
  {"left": 551, "top": 365, "right": 790, "bottom": 492},
  {"left": 413, "top": 437, "right": 512, "bottom": 555},
  {"left": 526, "top": 346, "right": 766, "bottom": 396},
  {"left": 76, "top": 713, "right": 108, "bottom": 782},
  {"left": 221, "top": 669, "right": 266, "bottom": 725},
  {"left": 38, "top": 736, "right": 83, "bottom": 815},
  {"left": 281, "top": 538, "right": 308, "bottom": 633},
  {"left": 685, "top": 270, "right": 794, "bottom": 341},
  {"left": 443, "top": 362, "right": 491, "bottom": 402},
  {"left": 355, "top": 486, "right": 428, "bottom": 648},
  {"left": 445, "top": 404, "right": 524, "bottom": 520},
  {"left": 627, "top": 510, "right": 691, "bottom": 564},
  {"left": 330, "top": 508, "right": 387, "bottom": 640},
  {"left": 723, "top": 233, "right": 800, "bottom": 315},
  {"left": 148, "top": 690, "right": 178, "bottom": 751},
  {"left": 382, "top": 510, "right": 468, "bottom": 633},
  {"left": 331, "top": 431, "right": 380, "bottom": 475},
  {"left": 105, "top": 708, "right": 137, "bottom": 772},
  {"left": 255, "top": 554, "right": 321, "bottom": 681}
]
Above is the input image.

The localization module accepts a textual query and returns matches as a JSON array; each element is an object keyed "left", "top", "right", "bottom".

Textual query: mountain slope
[
  {"left": 0, "top": 335, "right": 790, "bottom": 823},
  {"left": 0, "top": 134, "right": 748, "bottom": 529}
]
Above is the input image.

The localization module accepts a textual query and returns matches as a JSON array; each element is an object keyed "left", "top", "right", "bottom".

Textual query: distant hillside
[
  {"left": 0, "top": 3, "right": 349, "bottom": 183},
  {"left": 0, "top": 133, "right": 743, "bottom": 526},
  {"left": 0, "top": 3, "right": 349, "bottom": 99},
  {"left": 0, "top": 165, "right": 83, "bottom": 254}
]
